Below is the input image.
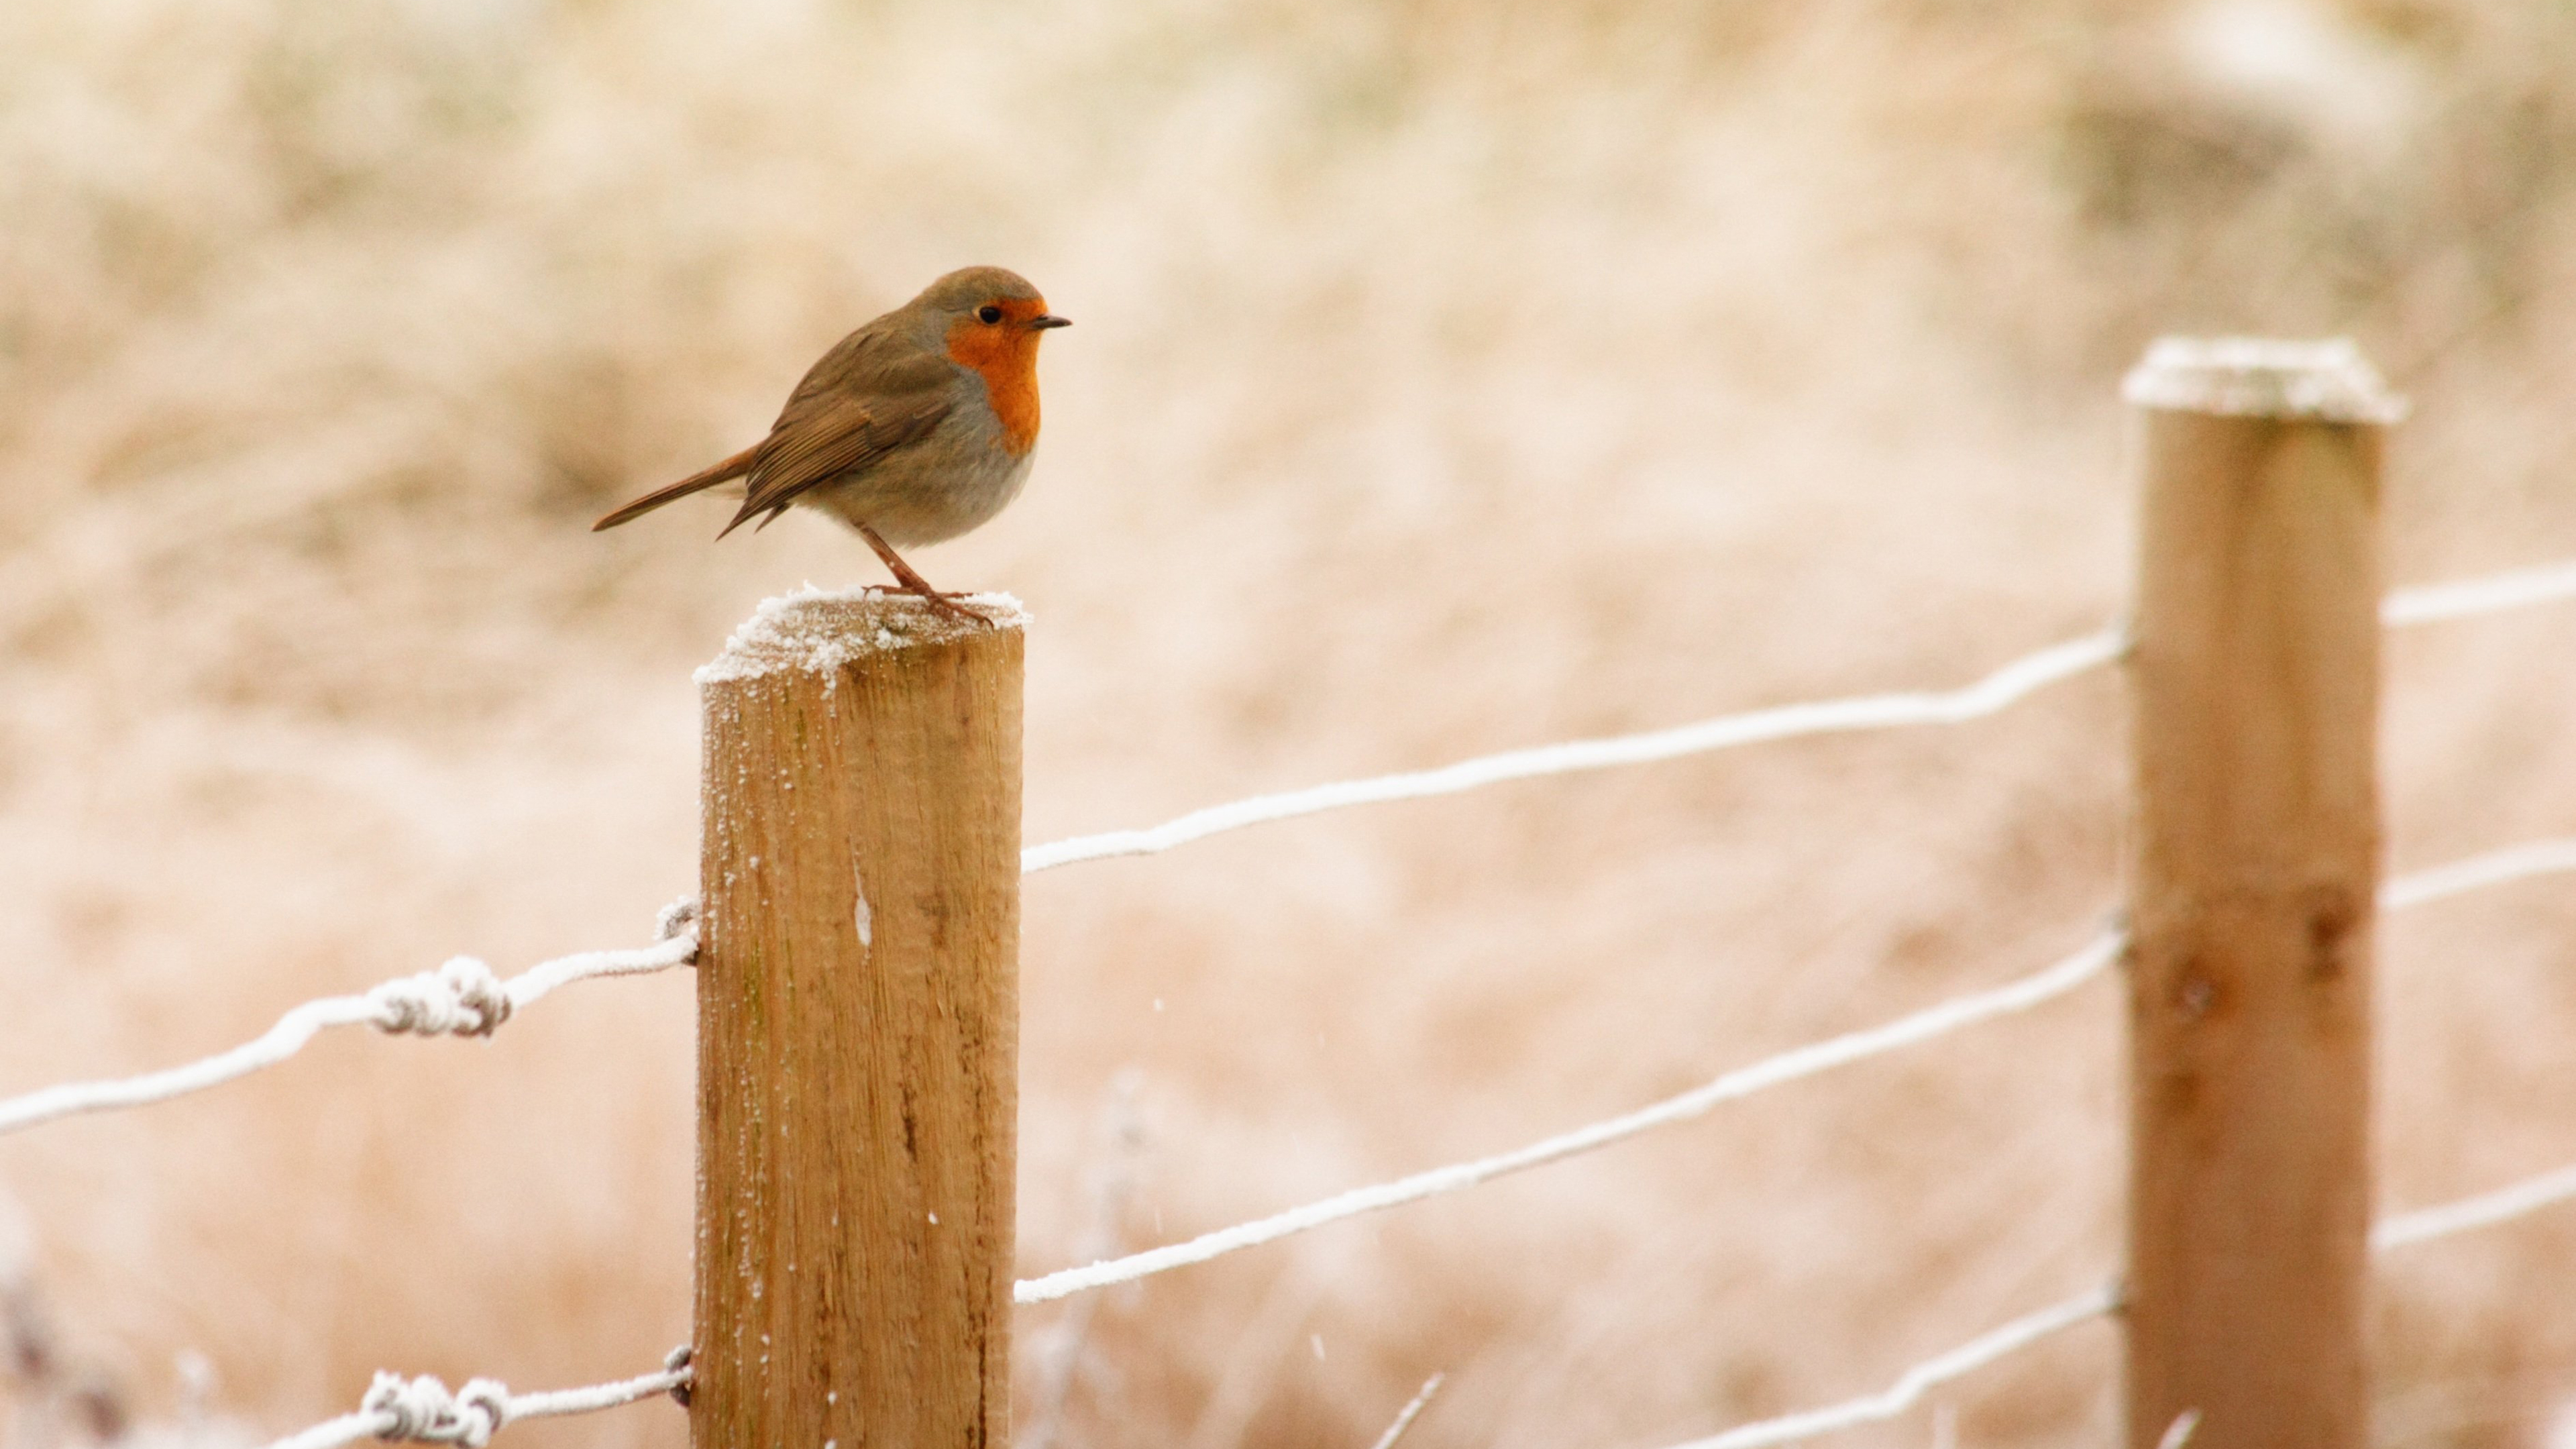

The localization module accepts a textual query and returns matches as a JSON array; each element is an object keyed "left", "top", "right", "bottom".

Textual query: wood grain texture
[
  {"left": 696, "top": 594, "right": 1024, "bottom": 1449},
  {"left": 2124, "top": 402, "right": 2383, "bottom": 1449}
]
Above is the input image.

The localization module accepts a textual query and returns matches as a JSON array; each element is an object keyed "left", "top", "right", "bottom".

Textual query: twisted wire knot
[
  {"left": 661, "top": 1345, "right": 694, "bottom": 1409},
  {"left": 362, "top": 1373, "right": 511, "bottom": 1446},
  {"left": 655, "top": 897, "right": 700, "bottom": 947},
  {"left": 369, "top": 957, "right": 513, "bottom": 1038}
]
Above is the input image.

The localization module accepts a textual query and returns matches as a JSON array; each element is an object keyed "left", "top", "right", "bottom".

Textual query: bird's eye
[{"left": 976, "top": 305, "right": 1004, "bottom": 324}]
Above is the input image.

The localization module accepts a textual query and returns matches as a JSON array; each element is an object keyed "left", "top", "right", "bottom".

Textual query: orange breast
[{"left": 944, "top": 315, "right": 1044, "bottom": 455}]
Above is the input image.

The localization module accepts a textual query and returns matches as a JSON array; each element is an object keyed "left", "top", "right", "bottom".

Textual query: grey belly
[{"left": 806, "top": 439, "right": 1035, "bottom": 547}]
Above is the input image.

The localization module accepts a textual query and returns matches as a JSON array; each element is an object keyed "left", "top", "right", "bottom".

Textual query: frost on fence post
[
  {"left": 692, "top": 590, "right": 1026, "bottom": 1449},
  {"left": 2121, "top": 338, "right": 2400, "bottom": 1449}
]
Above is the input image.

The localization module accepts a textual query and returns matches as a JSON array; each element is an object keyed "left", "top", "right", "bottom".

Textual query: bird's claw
[{"left": 902, "top": 587, "right": 993, "bottom": 627}]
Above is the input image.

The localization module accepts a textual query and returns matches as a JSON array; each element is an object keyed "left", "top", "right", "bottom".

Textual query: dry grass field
[{"left": 5, "top": 1, "right": 2576, "bottom": 1446}]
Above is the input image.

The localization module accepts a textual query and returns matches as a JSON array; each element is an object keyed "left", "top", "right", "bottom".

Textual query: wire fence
[
  {"left": 257, "top": 1117, "right": 2576, "bottom": 1449},
  {"left": 211, "top": 812, "right": 2576, "bottom": 1449},
  {"left": 268, "top": 1354, "right": 695, "bottom": 1449},
  {"left": 1015, "top": 930, "right": 2129, "bottom": 1305},
  {"left": 1016, "top": 835, "right": 2576, "bottom": 1304},
  {"left": 0, "top": 905, "right": 700, "bottom": 1136},
  {"left": 1022, "top": 556, "right": 2576, "bottom": 874},
  {"left": 11, "top": 557, "right": 2567, "bottom": 1149},
  {"left": 2, "top": 552, "right": 2571, "bottom": 1449},
  {"left": 1668, "top": 1114, "right": 2576, "bottom": 1449}
]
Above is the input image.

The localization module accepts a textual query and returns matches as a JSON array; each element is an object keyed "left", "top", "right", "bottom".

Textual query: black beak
[{"left": 1029, "top": 315, "right": 1072, "bottom": 330}]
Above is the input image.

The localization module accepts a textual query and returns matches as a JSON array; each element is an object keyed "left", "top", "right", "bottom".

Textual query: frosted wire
[
  {"left": 2374, "top": 1161, "right": 2576, "bottom": 1250},
  {"left": 1658, "top": 1286, "right": 2122, "bottom": 1449},
  {"left": 63, "top": 555, "right": 2576, "bottom": 1447},
  {"left": 1012, "top": 930, "right": 2125, "bottom": 1303},
  {"left": 2379, "top": 837, "right": 2576, "bottom": 909},
  {"left": 2379, "top": 556, "right": 2576, "bottom": 627},
  {"left": 2156, "top": 1410, "right": 2205, "bottom": 1449},
  {"left": 1657, "top": 1143, "right": 2576, "bottom": 1449},
  {"left": 14, "top": 560, "right": 2569, "bottom": 1136},
  {"left": 0, "top": 933, "right": 697, "bottom": 1135},
  {"left": 1018, "top": 829, "right": 2576, "bottom": 1303},
  {"left": 1024, "top": 555, "right": 2576, "bottom": 874},
  {"left": 260, "top": 1140, "right": 2576, "bottom": 1449},
  {"left": 1366, "top": 1374, "right": 1448, "bottom": 1449},
  {"left": 268, "top": 1411, "right": 386, "bottom": 1449},
  {"left": 1020, "top": 630, "right": 2124, "bottom": 872},
  {"left": 252, "top": 835, "right": 2574, "bottom": 1449},
  {"left": 263, "top": 1360, "right": 690, "bottom": 1449},
  {"left": 492, "top": 1362, "right": 692, "bottom": 1421}
]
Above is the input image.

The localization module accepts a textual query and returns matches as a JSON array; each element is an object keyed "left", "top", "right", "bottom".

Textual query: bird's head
[
  {"left": 918, "top": 266, "right": 1069, "bottom": 358},
  {"left": 917, "top": 266, "right": 1065, "bottom": 452}
]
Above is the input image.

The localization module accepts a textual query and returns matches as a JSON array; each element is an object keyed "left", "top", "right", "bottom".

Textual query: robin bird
[{"left": 593, "top": 265, "right": 1069, "bottom": 621}]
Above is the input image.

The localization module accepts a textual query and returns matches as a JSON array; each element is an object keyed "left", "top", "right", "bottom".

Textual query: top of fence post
[
  {"left": 2121, "top": 336, "right": 2406, "bottom": 425},
  {"left": 694, "top": 586, "right": 1030, "bottom": 686}
]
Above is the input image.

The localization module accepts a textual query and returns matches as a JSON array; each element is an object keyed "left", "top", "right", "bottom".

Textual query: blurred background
[{"left": 5, "top": 0, "right": 2576, "bottom": 1445}]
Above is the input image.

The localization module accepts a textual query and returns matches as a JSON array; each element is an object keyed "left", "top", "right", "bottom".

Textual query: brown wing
[{"left": 719, "top": 329, "right": 957, "bottom": 537}]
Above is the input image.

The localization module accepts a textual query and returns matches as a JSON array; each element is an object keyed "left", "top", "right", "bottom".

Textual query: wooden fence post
[
  {"left": 2121, "top": 339, "right": 2401, "bottom": 1449},
  {"left": 693, "top": 591, "right": 1025, "bottom": 1449}
]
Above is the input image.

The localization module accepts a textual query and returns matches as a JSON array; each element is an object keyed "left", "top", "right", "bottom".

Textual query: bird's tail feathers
[{"left": 591, "top": 443, "right": 762, "bottom": 531}]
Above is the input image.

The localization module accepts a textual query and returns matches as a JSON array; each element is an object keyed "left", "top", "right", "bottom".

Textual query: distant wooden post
[
  {"left": 2121, "top": 339, "right": 2401, "bottom": 1449},
  {"left": 694, "top": 592, "right": 1024, "bottom": 1449}
]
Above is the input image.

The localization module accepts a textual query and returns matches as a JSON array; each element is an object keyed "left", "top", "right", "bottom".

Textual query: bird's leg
[{"left": 857, "top": 524, "right": 986, "bottom": 625}]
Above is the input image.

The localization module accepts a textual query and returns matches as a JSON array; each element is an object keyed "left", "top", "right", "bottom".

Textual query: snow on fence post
[
  {"left": 2121, "top": 339, "right": 2401, "bottom": 1449},
  {"left": 692, "top": 591, "right": 1026, "bottom": 1449}
]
